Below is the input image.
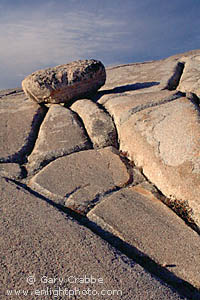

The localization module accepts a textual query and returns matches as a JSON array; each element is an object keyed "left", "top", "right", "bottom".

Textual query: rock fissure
[
  {"left": 107, "top": 60, "right": 156, "bottom": 71},
  {"left": 26, "top": 145, "right": 91, "bottom": 178},
  {"left": 3, "top": 176, "right": 200, "bottom": 299},
  {"left": 84, "top": 220, "right": 200, "bottom": 299},
  {"left": 25, "top": 106, "right": 92, "bottom": 176},
  {"left": 151, "top": 114, "right": 168, "bottom": 156},
  {"left": 177, "top": 54, "right": 200, "bottom": 99},
  {"left": 2, "top": 52, "right": 200, "bottom": 299},
  {"left": 79, "top": 154, "right": 158, "bottom": 216},
  {"left": 165, "top": 61, "right": 185, "bottom": 90},
  {"left": 0, "top": 105, "right": 48, "bottom": 164},
  {"left": 133, "top": 164, "right": 200, "bottom": 235},
  {"left": 69, "top": 108, "right": 94, "bottom": 148},
  {"left": 95, "top": 101, "right": 120, "bottom": 149},
  {"left": 186, "top": 92, "right": 200, "bottom": 111},
  {"left": 74, "top": 151, "right": 152, "bottom": 215},
  {"left": 82, "top": 174, "right": 135, "bottom": 215},
  {"left": 70, "top": 99, "right": 118, "bottom": 149},
  {"left": 119, "top": 92, "right": 183, "bottom": 125},
  {"left": 64, "top": 151, "right": 140, "bottom": 215}
]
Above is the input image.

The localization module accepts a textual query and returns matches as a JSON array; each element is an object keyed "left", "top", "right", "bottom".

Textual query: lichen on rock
[{"left": 22, "top": 59, "right": 106, "bottom": 104}]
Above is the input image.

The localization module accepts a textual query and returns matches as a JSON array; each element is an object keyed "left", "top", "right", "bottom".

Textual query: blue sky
[{"left": 0, "top": 0, "right": 200, "bottom": 89}]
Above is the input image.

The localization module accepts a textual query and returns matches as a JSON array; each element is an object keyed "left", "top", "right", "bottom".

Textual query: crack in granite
[{"left": 119, "top": 92, "right": 183, "bottom": 125}]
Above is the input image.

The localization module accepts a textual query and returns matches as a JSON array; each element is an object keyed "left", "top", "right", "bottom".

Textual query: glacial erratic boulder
[{"left": 22, "top": 59, "right": 106, "bottom": 104}]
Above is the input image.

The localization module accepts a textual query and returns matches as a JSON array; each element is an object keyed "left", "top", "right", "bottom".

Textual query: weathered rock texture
[
  {"left": 88, "top": 186, "right": 200, "bottom": 289},
  {"left": 1, "top": 177, "right": 184, "bottom": 300},
  {"left": 22, "top": 59, "right": 106, "bottom": 104},
  {"left": 178, "top": 55, "right": 200, "bottom": 97},
  {"left": 95, "top": 52, "right": 200, "bottom": 228},
  {"left": 0, "top": 89, "right": 47, "bottom": 163},
  {"left": 71, "top": 99, "right": 117, "bottom": 148},
  {"left": 98, "top": 89, "right": 179, "bottom": 127},
  {"left": 115, "top": 96, "right": 200, "bottom": 226},
  {"left": 0, "top": 163, "right": 22, "bottom": 179},
  {"left": 2, "top": 50, "right": 200, "bottom": 298},
  {"left": 98, "top": 58, "right": 183, "bottom": 96},
  {"left": 27, "top": 105, "right": 91, "bottom": 174},
  {"left": 29, "top": 147, "right": 130, "bottom": 214}
]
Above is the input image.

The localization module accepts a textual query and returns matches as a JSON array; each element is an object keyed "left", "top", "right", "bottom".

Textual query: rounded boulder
[{"left": 22, "top": 59, "right": 106, "bottom": 104}]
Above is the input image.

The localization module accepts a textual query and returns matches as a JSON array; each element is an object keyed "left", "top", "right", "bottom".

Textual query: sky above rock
[{"left": 0, "top": 0, "right": 200, "bottom": 89}]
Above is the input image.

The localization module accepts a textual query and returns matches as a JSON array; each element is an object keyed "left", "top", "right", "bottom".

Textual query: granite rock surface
[
  {"left": 27, "top": 104, "right": 91, "bottom": 174},
  {"left": 178, "top": 54, "right": 200, "bottom": 97},
  {"left": 1, "top": 50, "right": 200, "bottom": 299},
  {"left": 1, "top": 177, "right": 185, "bottom": 300},
  {"left": 22, "top": 59, "right": 106, "bottom": 104},
  {"left": 71, "top": 99, "right": 117, "bottom": 148}
]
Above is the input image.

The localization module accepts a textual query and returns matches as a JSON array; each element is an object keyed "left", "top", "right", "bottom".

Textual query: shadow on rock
[
  {"left": 84, "top": 218, "right": 200, "bottom": 300},
  {"left": 4, "top": 177, "right": 200, "bottom": 300},
  {"left": 91, "top": 81, "right": 160, "bottom": 102}
]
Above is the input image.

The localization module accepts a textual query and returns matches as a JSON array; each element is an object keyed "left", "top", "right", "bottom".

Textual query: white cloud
[
  {"left": 0, "top": 0, "right": 199, "bottom": 89},
  {"left": 0, "top": 5, "right": 131, "bottom": 88}
]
